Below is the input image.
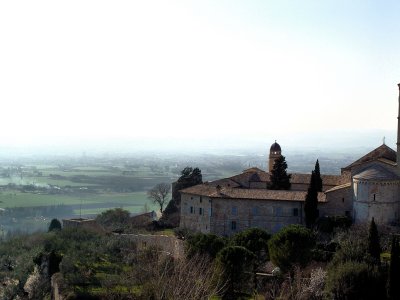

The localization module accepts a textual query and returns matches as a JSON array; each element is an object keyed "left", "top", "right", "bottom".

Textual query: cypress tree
[
  {"left": 268, "top": 155, "right": 291, "bottom": 190},
  {"left": 304, "top": 171, "right": 319, "bottom": 228},
  {"left": 388, "top": 236, "right": 400, "bottom": 300},
  {"left": 367, "top": 218, "right": 381, "bottom": 265},
  {"left": 314, "top": 159, "right": 323, "bottom": 192}
]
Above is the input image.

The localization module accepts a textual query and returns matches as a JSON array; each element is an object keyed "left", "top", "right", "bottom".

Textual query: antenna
[{"left": 383, "top": 136, "right": 386, "bottom": 145}]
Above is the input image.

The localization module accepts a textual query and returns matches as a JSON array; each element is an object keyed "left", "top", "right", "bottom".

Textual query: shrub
[{"left": 325, "top": 261, "right": 385, "bottom": 300}]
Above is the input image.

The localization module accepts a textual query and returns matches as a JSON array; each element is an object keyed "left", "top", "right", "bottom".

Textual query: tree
[
  {"left": 268, "top": 155, "right": 291, "bottom": 190},
  {"left": 147, "top": 182, "right": 170, "bottom": 213},
  {"left": 314, "top": 159, "right": 323, "bottom": 192},
  {"left": 268, "top": 224, "right": 315, "bottom": 272},
  {"left": 186, "top": 233, "right": 227, "bottom": 259},
  {"left": 217, "top": 246, "right": 255, "bottom": 299},
  {"left": 95, "top": 208, "right": 130, "bottom": 232},
  {"left": 48, "top": 218, "right": 62, "bottom": 232},
  {"left": 231, "top": 227, "right": 271, "bottom": 263},
  {"left": 367, "top": 218, "right": 381, "bottom": 265},
  {"left": 161, "top": 167, "right": 203, "bottom": 226},
  {"left": 304, "top": 171, "right": 319, "bottom": 228},
  {"left": 388, "top": 236, "right": 400, "bottom": 299},
  {"left": 172, "top": 167, "right": 202, "bottom": 202},
  {"left": 325, "top": 261, "right": 384, "bottom": 300}
]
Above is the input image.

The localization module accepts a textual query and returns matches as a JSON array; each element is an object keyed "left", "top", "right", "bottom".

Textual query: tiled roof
[
  {"left": 181, "top": 185, "right": 327, "bottom": 202},
  {"left": 325, "top": 182, "right": 352, "bottom": 193},
  {"left": 353, "top": 164, "right": 400, "bottom": 181},
  {"left": 343, "top": 144, "right": 397, "bottom": 171},
  {"left": 291, "top": 173, "right": 347, "bottom": 186}
]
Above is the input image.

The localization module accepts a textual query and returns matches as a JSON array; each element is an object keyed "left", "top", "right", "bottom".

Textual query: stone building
[{"left": 179, "top": 84, "right": 400, "bottom": 235}]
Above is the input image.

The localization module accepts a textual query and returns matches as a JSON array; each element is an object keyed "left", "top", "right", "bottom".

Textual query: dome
[{"left": 270, "top": 141, "right": 281, "bottom": 153}]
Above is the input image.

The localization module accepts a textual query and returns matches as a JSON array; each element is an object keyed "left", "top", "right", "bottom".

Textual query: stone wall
[
  {"left": 353, "top": 179, "right": 400, "bottom": 224},
  {"left": 180, "top": 193, "right": 212, "bottom": 233},
  {"left": 62, "top": 218, "right": 105, "bottom": 233},
  {"left": 321, "top": 185, "right": 353, "bottom": 217},
  {"left": 118, "top": 233, "right": 184, "bottom": 259}
]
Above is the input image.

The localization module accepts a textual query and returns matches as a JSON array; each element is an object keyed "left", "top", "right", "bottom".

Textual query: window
[
  {"left": 345, "top": 211, "right": 350, "bottom": 217},
  {"left": 200, "top": 196, "right": 202, "bottom": 203},
  {"left": 232, "top": 206, "right": 238, "bottom": 216},
  {"left": 190, "top": 206, "right": 193, "bottom": 214},
  {"left": 231, "top": 221, "right": 237, "bottom": 230},
  {"left": 209, "top": 207, "right": 212, "bottom": 217},
  {"left": 252, "top": 206, "right": 259, "bottom": 215},
  {"left": 293, "top": 208, "right": 299, "bottom": 216},
  {"left": 199, "top": 207, "right": 203, "bottom": 215},
  {"left": 373, "top": 194, "right": 376, "bottom": 201},
  {"left": 342, "top": 198, "right": 345, "bottom": 203},
  {"left": 274, "top": 207, "right": 282, "bottom": 217}
]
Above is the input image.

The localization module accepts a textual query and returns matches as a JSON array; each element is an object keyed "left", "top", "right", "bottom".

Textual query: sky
[{"left": 1, "top": 1, "right": 400, "bottom": 152}]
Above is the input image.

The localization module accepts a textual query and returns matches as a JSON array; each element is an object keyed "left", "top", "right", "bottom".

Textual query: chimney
[{"left": 397, "top": 83, "right": 400, "bottom": 169}]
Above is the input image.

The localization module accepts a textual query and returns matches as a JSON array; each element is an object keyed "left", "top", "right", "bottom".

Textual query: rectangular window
[
  {"left": 232, "top": 206, "right": 238, "bottom": 216},
  {"left": 231, "top": 221, "right": 237, "bottom": 230},
  {"left": 200, "top": 196, "right": 202, "bottom": 203},
  {"left": 252, "top": 206, "right": 259, "bottom": 215},
  {"left": 209, "top": 207, "right": 212, "bottom": 217},
  {"left": 274, "top": 207, "right": 282, "bottom": 217},
  {"left": 293, "top": 208, "right": 299, "bottom": 216},
  {"left": 199, "top": 207, "right": 203, "bottom": 215},
  {"left": 190, "top": 206, "right": 193, "bottom": 214}
]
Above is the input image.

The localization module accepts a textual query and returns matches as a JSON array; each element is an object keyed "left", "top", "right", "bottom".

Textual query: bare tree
[{"left": 147, "top": 183, "right": 170, "bottom": 213}]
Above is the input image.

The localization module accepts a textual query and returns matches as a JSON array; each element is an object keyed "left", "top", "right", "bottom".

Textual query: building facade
[{"left": 179, "top": 84, "right": 400, "bottom": 235}]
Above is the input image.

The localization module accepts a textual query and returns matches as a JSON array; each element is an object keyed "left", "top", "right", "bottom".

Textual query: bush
[
  {"left": 268, "top": 225, "right": 315, "bottom": 272},
  {"left": 317, "top": 216, "right": 352, "bottom": 233},
  {"left": 325, "top": 261, "right": 385, "bottom": 300}
]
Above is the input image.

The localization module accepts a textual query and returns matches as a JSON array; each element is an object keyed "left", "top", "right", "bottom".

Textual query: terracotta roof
[
  {"left": 291, "top": 173, "right": 347, "bottom": 186},
  {"left": 181, "top": 185, "right": 327, "bottom": 202},
  {"left": 325, "top": 182, "right": 352, "bottom": 193},
  {"left": 343, "top": 144, "right": 397, "bottom": 171},
  {"left": 353, "top": 164, "right": 400, "bottom": 181}
]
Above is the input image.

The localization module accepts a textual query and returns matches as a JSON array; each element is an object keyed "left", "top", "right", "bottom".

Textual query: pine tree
[
  {"left": 268, "top": 155, "right": 291, "bottom": 190},
  {"left": 367, "top": 217, "right": 381, "bottom": 264},
  {"left": 388, "top": 236, "right": 400, "bottom": 299},
  {"left": 314, "top": 159, "right": 323, "bottom": 192},
  {"left": 304, "top": 171, "right": 319, "bottom": 228}
]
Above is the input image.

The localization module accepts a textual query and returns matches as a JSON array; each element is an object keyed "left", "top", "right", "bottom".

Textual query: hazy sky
[{"left": 1, "top": 1, "right": 399, "bottom": 150}]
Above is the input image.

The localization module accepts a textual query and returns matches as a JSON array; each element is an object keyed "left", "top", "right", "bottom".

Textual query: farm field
[{"left": 0, "top": 159, "right": 177, "bottom": 235}]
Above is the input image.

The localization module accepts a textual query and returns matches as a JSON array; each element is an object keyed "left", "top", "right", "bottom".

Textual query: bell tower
[{"left": 269, "top": 141, "right": 282, "bottom": 172}]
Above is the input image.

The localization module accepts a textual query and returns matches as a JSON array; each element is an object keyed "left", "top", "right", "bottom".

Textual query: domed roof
[{"left": 270, "top": 141, "right": 281, "bottom": 152}]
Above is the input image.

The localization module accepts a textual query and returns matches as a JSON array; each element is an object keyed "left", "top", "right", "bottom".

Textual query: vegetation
[
  {"left": 217, "top": 246, "right": 255, "bottom": 299},
  {"left": 268, "top": 224, "right": 315, "bottom": 272},
  {"left": 48, "top": 218, "right": 62, "bottom": 231},
  {"left": 231, "top": 227, "right": 271, "bottom": 263},
  {"left": 95, "top": 207, "right": 130, "bottom": 232},
  {"left": 186, "top": 233, "right": 227, "bottom": 259},
  {"left": 268, "top": 155, "right": 291, "bottom": 190},
  {"left": 368, "top": 218, "right": 381, "bottom": 265},
  {"left": 147, "top": 182, "right": 170, "bottom": 213},
  {"left": 162, "top": 167, "right": 203, "bottom": 226},
  {"left": 388, "top": 236, "right": 400, "bottom": 300}
]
